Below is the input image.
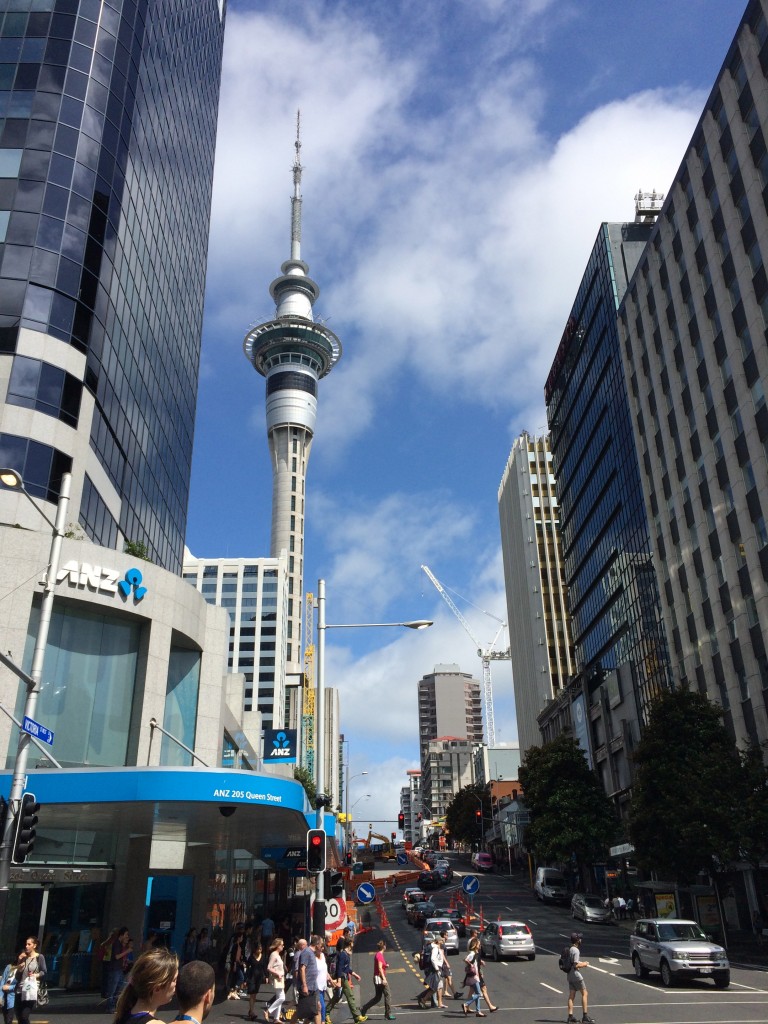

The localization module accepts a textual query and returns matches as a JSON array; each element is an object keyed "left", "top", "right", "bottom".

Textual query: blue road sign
[
  {"left": 356, "top": 882, "right": 376, "bottom": 904},
  {"left": 397, "top": 852, "right": 408, "bottom": 865},
  {"left": 462, "top": 874, "right": 480, "bottom": 896},
  {"left": 23, "top": 716, "right": 54, "bottom": 746}
]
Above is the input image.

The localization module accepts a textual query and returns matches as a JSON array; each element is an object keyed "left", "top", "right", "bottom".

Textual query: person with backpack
[
  {"left": 461, "top": 945, "right": 483, "bottom": 1017},
  {"left": 561, "top": 932, "right": 595, "bottom": 1024}
]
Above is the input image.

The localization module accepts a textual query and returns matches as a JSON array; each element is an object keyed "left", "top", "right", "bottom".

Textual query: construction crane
[{"left": 421, "top": 564, "right": 510, "bottom": 747}]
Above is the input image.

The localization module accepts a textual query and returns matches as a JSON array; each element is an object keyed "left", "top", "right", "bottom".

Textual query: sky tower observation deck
[{"left": 243, "top": 120, "right": 342, "bottom": 674}]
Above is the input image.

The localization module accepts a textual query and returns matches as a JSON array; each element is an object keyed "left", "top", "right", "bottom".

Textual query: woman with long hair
[
  {"left": 263, "top": 937, "right": 286, "bottom": 1023},
  {"left": 14, "top": 936, "right": 46, "bottom": 1024},
  {"left": 113, "top": 947, "right": 178, "bottom": 1024}
]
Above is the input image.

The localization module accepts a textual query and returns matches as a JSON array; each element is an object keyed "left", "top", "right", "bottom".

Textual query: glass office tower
[{"left": 0, "top": 0, "right": 226, "bottom": 571}]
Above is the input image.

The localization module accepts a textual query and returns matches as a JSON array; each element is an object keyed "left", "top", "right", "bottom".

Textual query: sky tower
[{"left": 244, "top": 116, "right": 342, "bottom": 674}]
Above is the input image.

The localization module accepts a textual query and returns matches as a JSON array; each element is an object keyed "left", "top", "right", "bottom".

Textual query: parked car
[
  {"left": 423, "top": 918, "right": 459, "bottom": 953},
  {"left": 402, "top": 887, "right": 425, "bottom": 910},
  {"left": 571, "top": 892, "right": 612, "bottom": 924},
  {"left": 629, "top": 918, "right": 730, "bottom": 988},
  {"left": 418, "top": 870, "right": 443, "bottom": 890},
  {"left": 434, "top": 907, "right": 467, "bottom": 937},
  {"left": 408, "top": 900, "right": 437, "bottom": 927},
  {"left": 479, "top": 920, "right": 535, "bottom": 961},
  {"left": 471, "top": 852, "right": 493, "bottom": 872},
  {"left": 534, "top": 866, "right": 568, "bottom": 902}
]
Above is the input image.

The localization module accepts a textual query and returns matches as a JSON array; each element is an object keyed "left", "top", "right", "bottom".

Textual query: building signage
[
  {"left": 264, "top": 729, "right": 297, "bottom": 764},
  {"left": 55, "top": 562, "right": 148, "bottom": 602},
  {"left": 10, "top": 866, "right": 113, "bottom": 884},
  {"left": 23, "top": 716, "right": 54, "bottom": 746}
]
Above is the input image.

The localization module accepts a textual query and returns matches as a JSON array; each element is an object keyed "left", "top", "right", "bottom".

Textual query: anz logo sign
[{"left": 56, "top": 561, "right": 148, "bottom": 603}]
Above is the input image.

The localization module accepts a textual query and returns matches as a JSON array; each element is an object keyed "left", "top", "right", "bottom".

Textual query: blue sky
[{"left": 186, "top": 0, "right": 746, "bottom": 830}]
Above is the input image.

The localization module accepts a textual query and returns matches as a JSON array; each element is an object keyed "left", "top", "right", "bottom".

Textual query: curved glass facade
[{"left": 0, "top": 0, "right": 226, "bottom": 570}]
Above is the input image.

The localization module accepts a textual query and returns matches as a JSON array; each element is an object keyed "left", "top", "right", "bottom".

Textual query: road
[
  {"left": 366, "top": 858, "right": 768, "bottom": 1024},
  {"left": 32, "top": 855, "right": 768, "bottom": 1023}
]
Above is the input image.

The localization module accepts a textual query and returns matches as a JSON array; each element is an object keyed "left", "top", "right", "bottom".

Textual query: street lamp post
[
  {"left": 0, "top": 469, "right": 71, "bottom": 922},
  {"left": 344, "top": 767, "right": 368, "bottom": 863},
  {"left": 312, "top": 578, "right": 431, "bottom": 935}
]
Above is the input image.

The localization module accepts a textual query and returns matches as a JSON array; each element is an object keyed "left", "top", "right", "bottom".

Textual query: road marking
[
  {"left": 539, "top": 982, "right": 561, "bottom": 993},
  {"left": 598, "top": 956, "right": 620, "bottom": 964}
]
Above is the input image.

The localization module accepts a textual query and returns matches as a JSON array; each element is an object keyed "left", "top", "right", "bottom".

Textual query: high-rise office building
[
  {"left": 0, "top": 0, "right": 226, "bottom": 572},
  {"left": 421, "top": 737, "right": 474, "bottom": 821},
  {"left": 244, "top": 121, "right": 342, "bottom": 675},
  {"left": 400, "top": 768, "right": 422, "bottom": 844},
  {"left": 417, "top": 663, "right": 483, "bottom": 770},
  {"left": 498, "top": 432, "right": 575, "bottom": 754},
  {"left": 182, "top": 553, "right": 288, "bottom": 723},
  {"left": 618, "top": 0, "right": 768, "bottom": 748},
  {"left": 543, "top": 219, "right": 671, "bottom": 809}
]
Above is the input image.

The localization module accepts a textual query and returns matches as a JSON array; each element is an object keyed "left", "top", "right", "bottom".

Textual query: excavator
[{"left": 354, "top": 830, "right": 397, "bottom": 867}]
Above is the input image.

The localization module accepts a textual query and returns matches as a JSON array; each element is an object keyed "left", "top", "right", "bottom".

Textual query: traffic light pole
[
  {"left": 312, "top": 580, "right": 327, "bottom": 937},
  {"left": 0, "top": 472, "right": 70, "bottom": 924}
]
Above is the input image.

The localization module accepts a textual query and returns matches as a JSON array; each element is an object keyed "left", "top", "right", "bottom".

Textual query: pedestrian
[
  {"left": 461, "top": 945, "right": 483, "bottom": 1018},
  {"left": 437, "top": 938, "right": 454, "bottom": 999},
  {"left": 565, "top": 932, "right": 595, "bottom": 1024},
  {"left": 618, "top": 896, "right": 626, "bottom": 920},
  {"left": 173, "top": 960, "right": 216, "bottom": 1022},
  {"left": 264, "top": 938, "right": 286, "bottom": 1023},
  {"left": 326, "top": 938, "right": 367, "bottom": 1023},
  {"left": 182, "top": 929, "right": 198, "bottom": 965},
  {"left": 225, "top": 923, "right": 246, "bottom": 999},
  {"left": 313, "top": 935, "right": 331, "bottom": 1023},
  {"left": 416, "top": 936, "right": 444, "bottom": 1009},
  {"left": 1, "top": 959, "right": 17, "bottom": 1024},
  {"left": 625, "top": 897, "right": 635, "bottom": 921},
  {"left": 296, "top": 935, "right": 324, "bottom": 1024},
  {"left": 461, "top": 938, "right": 496, "bottom": 1012},
  {"left": 260, "top": 915, "right": 276, "bottom": 947},
  {"left": 113, "top": 947, "right": 178, "bottom": 1023},
  {"left": 286, "top": 938, "right": 306, "bottom": 1002},
  {"left": 196, "top": 928, "right": 212, "bottom": 962},
  {"left": 105, "top": 928, "right": 132, "bottom": 1012},
  {"left": 245, "top": 940, "right": 264, "bottom": 1021},
  {"left": 361, "top": 940, "right": 395, "bottom": 1020}
]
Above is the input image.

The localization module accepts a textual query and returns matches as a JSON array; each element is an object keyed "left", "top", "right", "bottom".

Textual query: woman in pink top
[{"left": 361, "top": 940, "right": 395, "bottom": 1019}]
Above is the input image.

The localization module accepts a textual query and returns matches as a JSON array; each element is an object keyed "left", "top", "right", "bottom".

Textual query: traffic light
[
  {"left": 306, "top": 828, "right": 326, "bottom": 872},
  {"left": 13, "top": 793, "right": 40, "bottom": 864},
  {"left": 324, "top": 869, "right": 344, "bottom": 897},
  {"left": 397, "top": 812, "right": 404, "bottom": 829}
]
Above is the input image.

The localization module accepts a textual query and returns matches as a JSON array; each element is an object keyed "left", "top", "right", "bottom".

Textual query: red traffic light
[
  {"left": 310, "top": 834, "right": 322, "bottom": 847},
  {"left": 475, "top": 810, "right": 481, "bottom": 819},
  {"left": 306, "top": 828, "right": 326, "bottom": 872}
]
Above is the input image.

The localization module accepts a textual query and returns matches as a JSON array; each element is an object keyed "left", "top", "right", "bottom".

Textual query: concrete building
[
  {"left": 498, "top": 433, "right": 575, "bottom": 754},
  {"left": 618, "top": 0, "right": 768, "bottom": 748},
  {"left": 243, "top": 123, "right": 342, "bottom": 678},
  {"left": 0, "top": 0, "right": 225, "bottom": 573},
  {"left": 417, "top": 664, "right": 483, "bottom": 770},
  {"left": 472, "top": 744, "right": 521, "bottom": 787},
  {"left": 543, "top": 219, "right": 672, "bottom": 813},
  {"left": 0, "top": 528, "right": 316, "bottom": 961},
  {"left": 400, "top": 769, "right": 423, "bottom": 844},
  {"left": 421, "top": 737, "right": 474, "bottom": 821},
  {"left": 181, "top": 554, "right": 288, "bottom": 725}
]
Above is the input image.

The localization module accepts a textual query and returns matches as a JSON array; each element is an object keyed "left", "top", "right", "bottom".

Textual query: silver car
[
  {"left": 423, "top": 917, "right": 459, "bottom": 954},
  {"left": 479, "top": 920, "right": 535, "bottom": 961},
  {"left": 571, "top": 892, "right": 612, "bottom": 924}
]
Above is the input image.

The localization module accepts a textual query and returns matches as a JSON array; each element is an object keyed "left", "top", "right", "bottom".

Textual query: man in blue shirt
[
  {"left": 297, "top": 935, "right": 324, "bottom": 1024},
  {"left": 326, "top": 940, "right": 367, "bottom": 1024}
]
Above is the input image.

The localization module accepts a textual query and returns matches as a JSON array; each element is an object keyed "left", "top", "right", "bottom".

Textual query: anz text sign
[{"left": 264, "top": 729, "right": 298, "bottom": 764}]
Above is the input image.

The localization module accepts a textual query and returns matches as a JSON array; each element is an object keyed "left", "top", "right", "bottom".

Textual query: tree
[
  {"left": 518, "top": 734, "right": 618, "bottom": 877},
  {"left": 445, "top": 784, "right": 490, "bottom": 846},
  {"left": 734, "top": 741, "right": 768, "bottom": 869},
  {"left": 293, "top": 766, "right": 316, "bottom": 805},
  {"left": 628, "top": 688, "right": 743, "bottom": 883}
]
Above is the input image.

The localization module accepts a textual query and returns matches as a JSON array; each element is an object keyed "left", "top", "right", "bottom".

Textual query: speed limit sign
[{"left": 325, "top": 896, "right": 347, "bottom": 932}]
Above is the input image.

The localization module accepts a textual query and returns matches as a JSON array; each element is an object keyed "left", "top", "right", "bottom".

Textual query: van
[
  {"left": 534, "top": 866, "right": 568, "bottom": 902},
  {"left": 472, "top": 851, "right": 493, "bottom": 872}
]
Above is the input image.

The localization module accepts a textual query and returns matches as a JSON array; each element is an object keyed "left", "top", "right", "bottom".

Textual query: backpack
[
  {"left": 418, "top": 947, "right": 431, "bottom": 972},
  {"left": 326, "top": 951, "right": 338, "bottom": 979},
  {"left": 558, "top": 945, "right": 574, "bottom": 973}
]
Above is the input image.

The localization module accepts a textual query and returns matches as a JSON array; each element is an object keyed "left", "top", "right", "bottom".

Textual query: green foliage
[
  {"left": 734, "top": 742, "right": 768, "bottom": 868},
  {"left": 294, "top": 765, "right": 316, "bottom": 804},
  {"left": 628, "top": 688, "right": 743, "bottom": 882},
  {"left": 124, "top": 539, "right": 150, "bottom": 560},
  {"left": 445, "top": 784, "right": 491, "bottom": 845},
  {"left": 518, "top": 734, "right": 618, "bottom": 867}
]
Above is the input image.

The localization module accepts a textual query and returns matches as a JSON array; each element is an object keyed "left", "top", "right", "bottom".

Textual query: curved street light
[
  {"left": 0, "top": 469, "right": 70, "bottom": 919},
  {"left": 313, "top": 578, "right": 432, "bottom": 933}
]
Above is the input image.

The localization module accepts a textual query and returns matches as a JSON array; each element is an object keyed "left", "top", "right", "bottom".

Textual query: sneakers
[
  {"left": 357, "top": 1017, "right": 368, "bottom": 1022},
  {"left": 582, "top": 1016, "right": 596, "bottom": 1023},
  {"left": 566, "top": 1017, "right": 577, "bottom": 1023}
]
